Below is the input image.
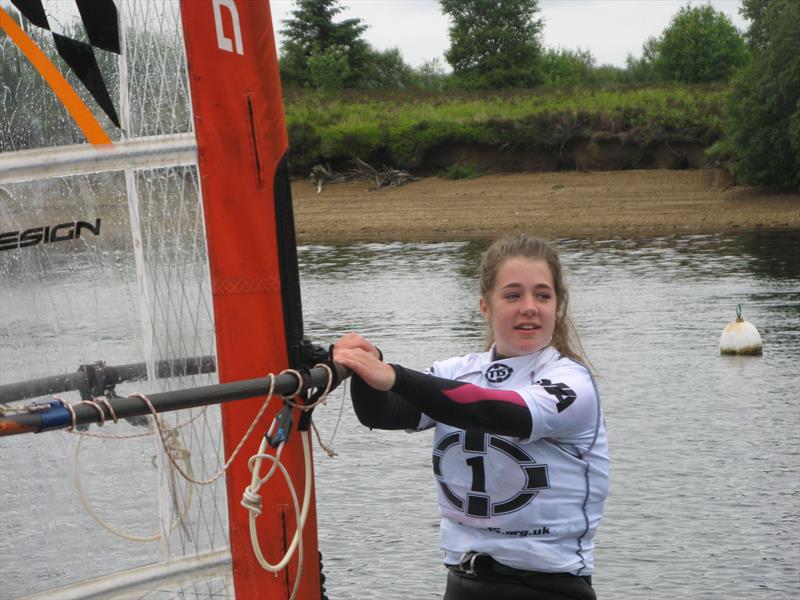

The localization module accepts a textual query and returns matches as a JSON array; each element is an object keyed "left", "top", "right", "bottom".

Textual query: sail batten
[{"left": 0, "top": 133, "right": 197, "bottom": 183}]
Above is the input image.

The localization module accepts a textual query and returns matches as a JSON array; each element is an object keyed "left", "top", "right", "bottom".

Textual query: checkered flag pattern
[{"left": 11, "top": 0, "right": 121, "bottom": 127}]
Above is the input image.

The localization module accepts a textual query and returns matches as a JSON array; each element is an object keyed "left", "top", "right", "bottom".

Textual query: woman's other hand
[
  {"left": 333, "top": 333, "right": 395, "bottom": 391},
  {"left": 333, "top": 332, "right": 382, "bottom": 359}
]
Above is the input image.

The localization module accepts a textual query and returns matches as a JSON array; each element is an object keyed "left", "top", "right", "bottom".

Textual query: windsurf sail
[{"left": 0, "top": 1, "right": 321, "bottom": 598}]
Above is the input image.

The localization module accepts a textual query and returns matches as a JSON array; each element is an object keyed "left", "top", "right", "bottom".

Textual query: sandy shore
[{"left": 291, "top": 169, "right": 799, "bottom": 243}]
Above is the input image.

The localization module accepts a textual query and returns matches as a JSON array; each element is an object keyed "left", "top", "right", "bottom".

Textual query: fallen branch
[
  {"left": 309, "top": 163, "right": 350, "bottom": 193},
  {"left": 309, "top": 159, "right": 418, "bottom": 193}
]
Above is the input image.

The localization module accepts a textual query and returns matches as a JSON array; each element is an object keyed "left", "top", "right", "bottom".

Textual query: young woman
[{"left": 333, "top": 235, "right": 608, "bottom": 600}]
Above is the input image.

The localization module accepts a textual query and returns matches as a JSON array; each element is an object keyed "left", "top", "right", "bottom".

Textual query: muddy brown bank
[{"left": 291, "top": 170, "right": 799, "bottom": 243}]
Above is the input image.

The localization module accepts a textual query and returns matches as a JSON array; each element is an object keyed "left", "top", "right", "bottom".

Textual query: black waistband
[{"left": 448, "top": 552, "right": 591, "bottom": 585}]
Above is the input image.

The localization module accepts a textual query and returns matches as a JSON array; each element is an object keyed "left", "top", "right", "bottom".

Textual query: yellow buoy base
[
  {"left": 720, "top": 346, "right": 763, "bottom": 356},
  {"left": 719, "top": 319, "right": 763, "bottom": 355}
]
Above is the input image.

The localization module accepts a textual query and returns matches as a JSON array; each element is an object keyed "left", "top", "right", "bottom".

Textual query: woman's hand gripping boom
[{"left": 332, "top": 332, "right": 396, "bottom": 391}]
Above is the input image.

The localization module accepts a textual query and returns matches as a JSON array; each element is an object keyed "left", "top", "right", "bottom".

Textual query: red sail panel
[{"left": 179, "top": 2, "right": 320, "bottom": 599}]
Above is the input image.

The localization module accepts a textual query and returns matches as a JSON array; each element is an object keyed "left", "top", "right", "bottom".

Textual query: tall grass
[{"left": 283, "top": 85, "right": 726, "bottom": 174}]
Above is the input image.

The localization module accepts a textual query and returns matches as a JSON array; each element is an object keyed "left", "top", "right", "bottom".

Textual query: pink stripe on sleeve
[{"left": 442, "top": 384, "right": 527, "bottom": 407}]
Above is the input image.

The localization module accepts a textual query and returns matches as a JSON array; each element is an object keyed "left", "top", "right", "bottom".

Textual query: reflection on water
[
  {"left": 303, "top": 231, "right": 800, "bottom": 600},
  {"left": 1, "top": 232, "right": 798, "bottom": 600}
]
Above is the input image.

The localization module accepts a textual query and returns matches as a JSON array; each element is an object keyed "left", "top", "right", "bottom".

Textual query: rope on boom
[{"left": 0, "top": 344, "right": 345, "bottom": 598}]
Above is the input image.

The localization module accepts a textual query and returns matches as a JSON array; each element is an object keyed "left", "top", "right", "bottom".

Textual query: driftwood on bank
[{"left": 309, "top": 158, "right": 418, "bottom": 193}]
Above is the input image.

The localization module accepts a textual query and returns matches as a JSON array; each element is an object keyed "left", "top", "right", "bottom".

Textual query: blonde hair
[{"left": 480, "top": 235, "right": 587, "bottom": 365}]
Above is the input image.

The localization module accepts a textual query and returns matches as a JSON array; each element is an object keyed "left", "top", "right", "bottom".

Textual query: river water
[
  {"left": 1, "top": 231, "right": 798, "bottom": 599},
  {"left": 301, "top": 232, "right": 800, "bottom": 600}
]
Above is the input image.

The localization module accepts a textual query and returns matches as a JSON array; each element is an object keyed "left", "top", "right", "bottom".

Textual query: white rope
[
  {"left": 278, "top": 369, "right": 305, "bottom": 400},
  {"left": 280, "top": 364, "right": 334, "bottom": 411},
  {"left": 312, "top": 377, "right": 348, "bottom": 458},
  {"left": 71, "top": 429, "right": 194, "bottom": 543},
  {"left": 39, "top": 362, "right": 340, "bottom": 590},
  {"left": 242, "top": 431, "right": 312, "bottom": 600},
  {"left": 239, "top": 363, "right": 337, "bottom": 599},
  {"left": 95, "top": 397, "right": 118, "bottom": 423},
  {"left": 127, "top": 373, "right": 279, "bottom": 486},
  {"left": 125, "top": 365, "right": 336, "bottom": 488}
]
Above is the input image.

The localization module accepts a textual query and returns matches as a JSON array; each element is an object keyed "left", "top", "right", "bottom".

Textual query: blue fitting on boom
[
  {"left": 266, "top": 404, "right": 294, "bottom": 448},
  {"left": 34, "top": 399, "right": 73, "bottom": 432}
]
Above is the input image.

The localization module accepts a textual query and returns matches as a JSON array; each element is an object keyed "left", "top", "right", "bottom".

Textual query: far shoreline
[{"left": 291, "top": 169, "right": 799, "bottom": 244}]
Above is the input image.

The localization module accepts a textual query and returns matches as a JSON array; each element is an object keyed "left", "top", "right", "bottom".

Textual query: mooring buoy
[{"left": 720, "top": 304, "right": 762, "bottom": 355}]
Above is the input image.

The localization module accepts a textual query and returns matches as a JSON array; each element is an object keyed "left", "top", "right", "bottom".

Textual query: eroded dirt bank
[{"left": 291, "top": 169, "right": 799, "bottom": 243}]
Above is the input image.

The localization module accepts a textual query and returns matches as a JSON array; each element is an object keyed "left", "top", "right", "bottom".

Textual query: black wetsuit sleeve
[
  {"left": 351, "top": 373, "right": 423, "bottom": 430},
  {"left": 390, "top": 364, "right": 532, "bottom": 438}
]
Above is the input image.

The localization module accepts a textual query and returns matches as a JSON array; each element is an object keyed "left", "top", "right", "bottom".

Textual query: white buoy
[{"left": 720, "top": 304, "right": 763, "bottom": 355}]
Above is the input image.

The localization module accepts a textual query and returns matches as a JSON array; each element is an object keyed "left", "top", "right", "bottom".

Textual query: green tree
[
  {"left": 280, "top": 0, "right": 369, "bottom": 88},
  {"left": 307, "top": 45, "right": 351, "bottom": 91},
  {"left": 624, "top": 36, "right": 659, "bottom": 83},
  {"left": 724, "top": 0, "right": 800, "bottom": 186},
  {"left": 589, "top": 64, "right": 626, "bottom": 87},
  {"left": 360, "top": 48, "right": 415, "bottom": 89},
  {"left": 411, "top": 58, "right": 450, "bottom": 91},
  {"left": 541, "top": 48, "right": 595, "bottom": 87},
  {"left": 739, "top": 0, "right": 770, "bottom": 50},
  {"left": 652, "top": 4, "right": 748, "bottom": 83},
  {"left": 441, "top": 0, "right": 543, "bottom": 89}
]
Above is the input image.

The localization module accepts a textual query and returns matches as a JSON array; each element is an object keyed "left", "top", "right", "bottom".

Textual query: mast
[{"left": 178, "top": 2, "right": 320, "bottom": 599}]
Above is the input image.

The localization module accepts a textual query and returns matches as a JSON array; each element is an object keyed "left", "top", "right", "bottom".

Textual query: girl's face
[{"left": 480, "top": 256, "right": 557, "bottom": 358}]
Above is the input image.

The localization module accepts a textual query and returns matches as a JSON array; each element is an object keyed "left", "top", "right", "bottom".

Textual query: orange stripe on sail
[{"left": 0, "top": 6, "right": 113, "bottom": 146}]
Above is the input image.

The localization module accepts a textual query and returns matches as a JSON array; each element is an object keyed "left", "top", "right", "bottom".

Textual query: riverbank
[
  {"left": 291, "top": 169, "right": 799, "bottom": 243},
  {"left": 283, "top": 86, "right": 724, "bottom": 175}
]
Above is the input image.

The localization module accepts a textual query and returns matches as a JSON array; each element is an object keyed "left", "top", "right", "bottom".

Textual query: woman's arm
[
  {"left": 334, "top": 333, "right": 422, "bottom": 430},
  {"left": 334, "top": 334, "right": 532, "bottom": 437},
  {"left": 390, "top": 365, "right": 532, "bottom": 438},
  {"left": 350, "top": 374, "right": 423, "bottom": 430}
]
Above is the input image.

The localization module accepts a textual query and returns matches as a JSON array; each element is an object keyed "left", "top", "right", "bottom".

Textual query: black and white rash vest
[{"left": 351, "top": 345, "right": 608, "bottom": 576}]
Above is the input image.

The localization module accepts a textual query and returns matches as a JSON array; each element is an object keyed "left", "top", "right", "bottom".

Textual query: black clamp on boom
[
  {"left": 77, "top": 361, "right": 119, "bottom": 400},
  {"left": 265, "top": 367, "right": 317, "bottom": 448},
  {"left": 265, "top": 340, "right": 341, "bottom": 448}
]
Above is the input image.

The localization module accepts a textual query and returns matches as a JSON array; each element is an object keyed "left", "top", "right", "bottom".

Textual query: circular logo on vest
[
  {"left": 486, "top": 363, "right": 513, "bottom": 383},
  {"left": 433, "top": 431, "right": 550, "bottom": 518}
]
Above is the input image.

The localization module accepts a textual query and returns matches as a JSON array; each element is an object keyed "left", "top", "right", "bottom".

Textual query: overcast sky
[{"left": 269, "top": 0, "right": 748, "bottom": 68}]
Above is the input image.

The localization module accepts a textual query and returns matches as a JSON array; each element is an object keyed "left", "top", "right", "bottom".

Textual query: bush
[
  {"left": 410, "top": 58, "right": 451, "bottom": 91},
  {"left": 541, "top": 49, "right": 595, "bottom": 87},
  {"left": 624, "top": 37, "right": 660, "bottom": 84},
  {"left": 286, "top": 121, "right": 322, "bottom": 173},
  {"left": 359, "top": 48, "right": 415, "bottom": 89},
  {"left": 590, "top": 65, "right": 627, "bottom": 87},
  {"left": 308, "top": 46, "right": 350, "bottom": 91},
  {"left": 438, "top": 163, "right": 486, "bottom": 179}
]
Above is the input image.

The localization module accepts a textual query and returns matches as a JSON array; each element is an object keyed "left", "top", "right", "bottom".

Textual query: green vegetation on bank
[
  {"left": 284, "top": 85, "right": 726, "bottom": 175},
  {"left": 439, "top": 163, "right": 487, "bottom": 180}
]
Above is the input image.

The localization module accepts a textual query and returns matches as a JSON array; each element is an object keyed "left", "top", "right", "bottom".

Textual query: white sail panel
[{"left": 0, "top": 1, "right": 233, "bottom": 597}]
